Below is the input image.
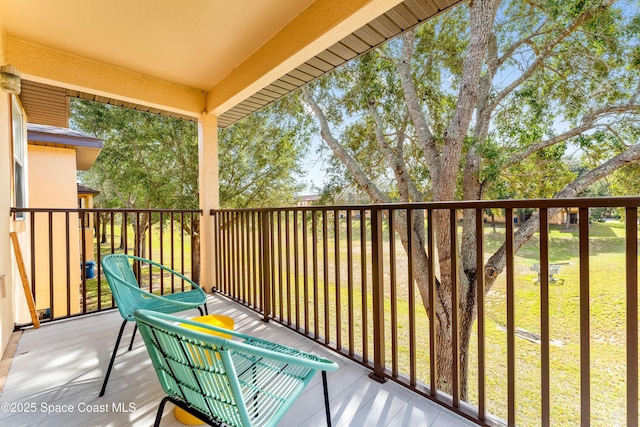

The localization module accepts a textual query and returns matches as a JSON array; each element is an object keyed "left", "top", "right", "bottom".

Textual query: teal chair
[
  {"left": 99, "top": 254, "right": 208, "bottom": 397},
  {"left": 134, "top": 309, "right": 339, "bottom": 427}
]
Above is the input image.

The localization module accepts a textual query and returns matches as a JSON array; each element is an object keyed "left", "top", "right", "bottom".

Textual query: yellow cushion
[
  {"left": 181, "top": 314, "right": 234, "bottom": 338},
  {"left": 174, "top": 314, "right": 235, "bottom": 426}
]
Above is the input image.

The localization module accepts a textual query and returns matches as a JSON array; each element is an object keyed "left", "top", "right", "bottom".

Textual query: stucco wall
[
  {"left": 27, "top": 145, "right": 81, "bottom": 318},
  {"left": 1, "top": 30, "right": 32, "bottom": 354},
  {"left": 0, "top": 37, "right": 15, "bottom": 356}
]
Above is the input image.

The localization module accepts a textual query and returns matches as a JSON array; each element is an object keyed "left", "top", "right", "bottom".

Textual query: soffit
[
  {"left": 4, "top": 0, "right": 462, "bottom": 128},
  {"left": 218, "top": 0, "right": 462, "bottom": 127},
  {"left": 20, "top": 80, "right": 198, "bottom": 127}
]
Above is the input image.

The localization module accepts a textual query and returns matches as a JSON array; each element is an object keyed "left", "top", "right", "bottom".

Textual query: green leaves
[
  {"left": 71, "top": 100, "right": 196, "bottom": 210},
  {"left": 217, "top": 93, "right": 310, "bottom": 208},
  {"left": 304, "top": 0, "right": 640, "bottom": 206},
  {"left": 72, "top": 93, "right": 310, "bottom": 211}
]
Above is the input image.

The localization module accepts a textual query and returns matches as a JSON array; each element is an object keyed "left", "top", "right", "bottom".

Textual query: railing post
[
  {"left": 540, "top": 208, "right": 550, "bottom": 427},
  {"left": 579, "top": 207, "right": 590, "bottom": 426},
  {"left": 95, "top": 211, "right": 101, "bottom": 310},
  {"left": 261, "top": 211, "right": 272, "bottom": 322},
  {"left": 625, "top": 207, "right": 638, "bottom": 427},
  {"left": 476, "top": 208, "right": 486, "bottom": 420},
  {"left": 369, "top": 208, "right": 386, "bottom": 383},
  {"left": 65, "top": 212, "right": 71, "bottom": 317},
  {"left": 450, "top": 208, "right": 460, "bottom": 407},
  {"left": 48, "top": 211, "right": 54, "bottom": 319},
  {"left": 80, "top": 210, "right": 87, "bottom": 314},
  {"left": 505, "top": 208, "right": 516, "bottom": 425}
]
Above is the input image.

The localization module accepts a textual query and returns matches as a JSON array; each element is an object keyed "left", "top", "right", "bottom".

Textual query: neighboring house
[
  {"left": 296, "top": 194, "right": 321, "bottom": 207},
  {"left": 77, "top": 183, "right": 100, "bottom": 280},
  {"left": 26, "top": 123, "right": 102, "bottom": 319},
  {"left": 482, "top": 208, "right": 579, "bottom": 226},
  {"left": 77, "top": 183, "right": 100, "bottom": 209}
]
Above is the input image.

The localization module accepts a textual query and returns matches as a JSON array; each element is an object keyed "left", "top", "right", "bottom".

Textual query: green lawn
[
  {"left": 83, "top": 220, "right": 194, "bottom": 311},
  {"left": 84, "top": 216, "right": 637, "bottom": 425},
  {"left": 472, "top": 221, "right": 633, "bottom": 426},
  {"left": 261, "top": 219, "right": 637, "bottom": 427}
]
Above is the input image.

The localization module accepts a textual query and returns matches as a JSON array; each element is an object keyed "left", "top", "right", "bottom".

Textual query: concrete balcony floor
[{"left": 0, "top": 294, "right": 475, "bottom": 426}]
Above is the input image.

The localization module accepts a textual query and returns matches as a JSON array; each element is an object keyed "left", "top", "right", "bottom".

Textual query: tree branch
[
  {"left": 485, "top": 142, "right": 640, "bottom": 290},
  {"left": 439, "top": 0, "right": 500, "bottom": 199},
  {"left": 395, "top": 29, "right": 440, "bottom": 176},
  {"left": 396, "top": 126, "right": 425, "bottom": 202},
  {"left": 303, "top": 86, "right": 390, "bottom": 204},
  {"left": 368, "top": 101, "right": 422, "bottom": 202},
  {"left": 495, "top": 19, "right": 551, "bottom": 68},
  {"left": 490, "top": 3, "right": 614, "bottom": 110},
  {"left": 503, "top": 104, "right": 640, "bottom": 167},
  {"left": 630, "top": 79, "right": 640, "bottom": 105}
]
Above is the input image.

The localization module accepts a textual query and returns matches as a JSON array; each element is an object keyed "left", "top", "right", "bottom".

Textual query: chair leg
[
  {"left": 197, "top": 306, "right": 203, "bottom": 316},
  {"left": 322, "top": 370, "right": 332, "bottom": 427},
  {"left": 128, "top": 324, "right": 137, "bottom": 351},
  {"left": 204, "top": 304, "right": 209, "bottom": 315},
  {"left": 99, "top": 319, "right": 128, "bottom": 397},
  {"left": 154, "top": 396, "right": 171, "bottom": 427}
]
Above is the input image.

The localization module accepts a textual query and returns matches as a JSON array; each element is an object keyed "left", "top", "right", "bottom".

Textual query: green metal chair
[
  {"left": 133, "top": 309, "right": 339, "bottom": 427},
  {"left": 99, "top": 253, "right": 208, "bottom": 397}
]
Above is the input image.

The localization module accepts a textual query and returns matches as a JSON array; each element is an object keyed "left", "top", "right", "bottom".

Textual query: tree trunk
[
  {"left": 191, "top": 217, "right": 201, "bottom": 285},
  {"left": 118, "top": 221, "right": 127, "bottom": 250},
  {"left": 436, "top": 321, "right": 454, "bottom": 394},
  {"left": 128, "top": 211, "right": 149, "bottom": 281},
  {"left": 100, "top": 213, "right": 108, "bottom": 244},
  {"left": 432, "top": 209, "right": 455, "bottom": 395}
]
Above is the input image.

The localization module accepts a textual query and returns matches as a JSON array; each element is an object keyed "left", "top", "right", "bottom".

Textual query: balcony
[
  {"left": 0, "top": 295, "right": 474, "bottom": 426},
  {"left": 3, "top": 198, "right": 640, "bottom": 426}
]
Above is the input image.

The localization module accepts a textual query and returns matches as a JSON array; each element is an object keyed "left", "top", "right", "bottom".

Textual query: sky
[{"left": 297, "top": 134, "right": 327, "bottom": 193}]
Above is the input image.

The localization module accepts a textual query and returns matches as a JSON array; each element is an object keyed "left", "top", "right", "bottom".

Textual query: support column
[{"left": 198, "top": 113, "right": 218, "bottom": 292}]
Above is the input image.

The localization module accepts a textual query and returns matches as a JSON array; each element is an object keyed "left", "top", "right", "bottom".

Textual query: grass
[
  {"left": 83, "top": 216, "right": 637, "bottom": 425},
  {"left": 471, "top": 221, "right": 633, "bottom": 425},
  {"left": 257, "top": 219, "right": 637, "bottom": 427},
  {"left": 83, "top": 221, "right": 194, "bottom": 311}
]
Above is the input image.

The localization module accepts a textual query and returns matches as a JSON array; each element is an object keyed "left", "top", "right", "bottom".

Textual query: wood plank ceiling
[{"left": 19, "top": 0, "right": 461, "bottom": 129}]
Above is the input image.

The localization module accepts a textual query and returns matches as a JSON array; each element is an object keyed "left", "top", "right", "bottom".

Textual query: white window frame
[{"left": 11, "top": 95, "right": 26, "bottom": 220}]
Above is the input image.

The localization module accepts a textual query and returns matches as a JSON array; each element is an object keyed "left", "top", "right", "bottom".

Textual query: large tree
[
  {"left": 218, "top": 93, "right": 312, "bottom": 208},
  {"left": 303, "top": 0, "right": 640, "bottom": 398},
  {"left": 72, "top": 100, "right": 196, "bottom": 261},
  {"left": 71, "top": 94, "right": 311, "bottom": 281}
]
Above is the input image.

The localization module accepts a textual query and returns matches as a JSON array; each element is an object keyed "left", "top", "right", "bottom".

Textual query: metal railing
[
  {"left": 10, "top": 207, "right": 201, "bottom": 323},
  {"left": 211, "top": 197, "right": 640, "bottom": 427}
]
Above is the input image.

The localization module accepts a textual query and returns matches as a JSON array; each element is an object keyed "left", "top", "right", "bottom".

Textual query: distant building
[{"left": 296, "top": 194, "right": 321, "bottom": 207}]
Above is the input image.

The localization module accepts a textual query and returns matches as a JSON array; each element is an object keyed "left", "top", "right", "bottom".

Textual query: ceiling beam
[
  {"left": 205, "top": 0, "right": 404, "bottom": 116},
  {"left": 5, "top": 36, "right": 206, "bottom": 118}
]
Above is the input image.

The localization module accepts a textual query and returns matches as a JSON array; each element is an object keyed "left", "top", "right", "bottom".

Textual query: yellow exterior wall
[
  {"left": 27, "top": 144, "right": 81, "bottom": 318},
  {"left": 1, "top": 30, "right": 17, "bottom": 355}
]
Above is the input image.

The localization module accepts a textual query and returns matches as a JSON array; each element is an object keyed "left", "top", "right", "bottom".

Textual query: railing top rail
[
  {"left": 11, "top": 207, "right": 203, "bottom": 214},
  {"left": 13, "top": 196, "right": 640, "bottom": 215},
  {"left": 210, "top": 196, "right": 640, "bottom": 214}
]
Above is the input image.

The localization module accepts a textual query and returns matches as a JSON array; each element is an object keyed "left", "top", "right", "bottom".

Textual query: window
[{"left": 12, "top": 96, "right": 26, "bottom": 219}]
